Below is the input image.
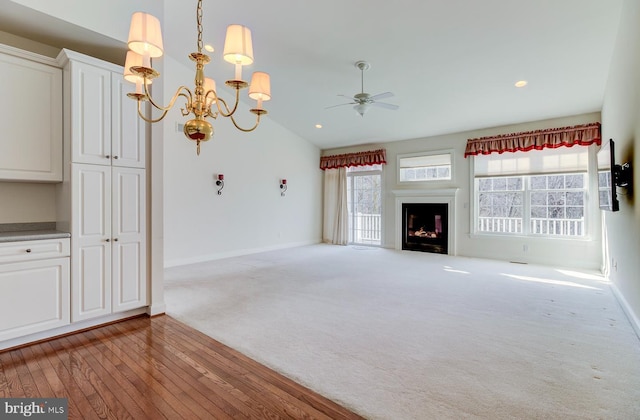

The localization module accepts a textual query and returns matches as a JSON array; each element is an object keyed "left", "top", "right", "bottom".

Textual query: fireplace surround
[{"left": 393, "top": 189, "right": 458, "bottom": 255}]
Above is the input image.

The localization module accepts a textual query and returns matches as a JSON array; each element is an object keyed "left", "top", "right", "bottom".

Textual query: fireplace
[
  {"left": 402, "top": 203, "right": 448, "bottom": 254},
  {"left": 393, "top": 188, "right": 457, "bottom": 255}
]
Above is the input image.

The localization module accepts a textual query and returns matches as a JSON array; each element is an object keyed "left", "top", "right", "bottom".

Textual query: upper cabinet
[
  {"left": 57, "top": 49, "right": 145, "bottom": 169},
  {"left": 0, "top": 44, "right": 62, "bottom": 182}
]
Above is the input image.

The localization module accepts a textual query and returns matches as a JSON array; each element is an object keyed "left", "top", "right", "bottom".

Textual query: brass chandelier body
[{"left": 125, "top": 0, "right": 270, "bottom": 155}]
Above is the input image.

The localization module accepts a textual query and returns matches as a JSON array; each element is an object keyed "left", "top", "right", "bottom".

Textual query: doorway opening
[{"left": 347, "top": 165, "right": 382, "bottom": 246}]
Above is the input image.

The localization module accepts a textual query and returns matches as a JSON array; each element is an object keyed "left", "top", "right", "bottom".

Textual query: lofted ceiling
[
  {"left": 1, "top": 0, "right": 625, "bottom": 151},
  {"left": 160, "top": 0, "right": 625, "bottom": 150}
]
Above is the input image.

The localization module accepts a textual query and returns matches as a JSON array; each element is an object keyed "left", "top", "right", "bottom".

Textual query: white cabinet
[
  {"left": 56, "top": 49, "right": 148, "bottom": 323},
  {"left": 0, "top": 44, "right": 62, "bottom": 182},
  {"left": 57, "top": 49, "right": 145, "bottom": 168},
  {"left": 112, "top": 73, "right": 146, "bottom": 168},
  {"left": 71, "top": 164, "right": 146, "bottom": 322},
  {"left": 0, "top": 239, "right": 70, "bottom": 341}
]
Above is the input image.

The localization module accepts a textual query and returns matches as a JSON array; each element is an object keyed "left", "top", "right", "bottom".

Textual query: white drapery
[{"left": 322, "top": 167, "right": 348, "bottom": 245}]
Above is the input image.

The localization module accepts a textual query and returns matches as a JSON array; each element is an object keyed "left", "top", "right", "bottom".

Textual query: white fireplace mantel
[
  {"left": 392, "top": 188, "right": 459, "bottom": 198},
  {"left": 393, "top": 188, "right": 458, "bottom": 255}
]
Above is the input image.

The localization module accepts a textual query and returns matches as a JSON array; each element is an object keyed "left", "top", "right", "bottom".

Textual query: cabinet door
[
  {"left": 70, "top": 61, "right": 112, "bottom": 165},
  {"left": 71, "top": 164, "right": 112, "bottom": 322},
  {"left": 0, "top": 258, "right": 70, "bottom": 341},
  {"left": 112, "top": 167, "right": 147, "bottom": 312},
  {"left": 0, "top": 51, "right": 62, "bottom": 182},
  {"left": 111, "top": 74, "right": 146, "bottom": 168}
]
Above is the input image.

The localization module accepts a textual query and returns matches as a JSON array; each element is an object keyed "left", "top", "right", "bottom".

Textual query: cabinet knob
[
  {"left": 105, "top": 155, "right": 110, "bottom": 159},
  {"left": 25, "top": 249, "right": 32, "bottom": 253},
  {"left": 114, "top": 238, "right": 119, "bottom": 242},
  {"left": 105, "top": 238, "right": 110, "bottom": 242},
  {"left": 113, "top": 156, "right": 119, "bottom": 159}
]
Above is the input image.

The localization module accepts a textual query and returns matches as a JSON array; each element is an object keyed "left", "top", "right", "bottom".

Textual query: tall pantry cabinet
[{"left": 57, "top": 49, "right": 147, "bottom": 322}]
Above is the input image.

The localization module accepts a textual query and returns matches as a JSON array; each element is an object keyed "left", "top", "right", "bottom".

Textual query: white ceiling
[{"left": 1, "top": 0, "right": 625, "bottom": 151}]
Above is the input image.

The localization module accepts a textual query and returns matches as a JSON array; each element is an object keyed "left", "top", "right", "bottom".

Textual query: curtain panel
[
  {"left": 464, "top": 122, "right": 601, "bottom": 158},
  {"left": 320, "top": 149, "right": 387, "bottom": 170},
  {"left": 322, "top": 168, "right": 348, "bottom": 245}
]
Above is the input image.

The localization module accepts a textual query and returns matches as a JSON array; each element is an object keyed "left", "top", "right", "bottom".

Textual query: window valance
[
  {"left": 464, "top": 122, "right": 601, "bottom": 158},
  {"left": 320, "top": 149, "right": 386, "bottom": 170}
]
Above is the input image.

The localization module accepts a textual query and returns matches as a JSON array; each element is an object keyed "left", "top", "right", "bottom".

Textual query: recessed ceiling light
[
  {"left": 204, "top": 44, "right": 214, "bottom": 52},
  {"left": 315, "top": 124, "right": 323, "bottom": 129},
  {"left": 515, "top": 80, "right": 528, "bottom": 88}
]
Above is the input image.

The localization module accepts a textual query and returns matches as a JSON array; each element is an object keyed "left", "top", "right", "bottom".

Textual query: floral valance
[
  {"left": 464, "top": 122, "right": 601, "bottom": 158},
  {"left": 320, "top": 149, "right": 387, "bottom": 170}
]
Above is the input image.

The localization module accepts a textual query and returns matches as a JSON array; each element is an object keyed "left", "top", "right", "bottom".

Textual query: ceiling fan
[{"left": 326, "top": 61, "right": 399, "bottom": 117}]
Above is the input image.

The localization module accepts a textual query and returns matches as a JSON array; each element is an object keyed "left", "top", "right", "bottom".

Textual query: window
[
  {"left": 477, "top": 173, "right": 586, "bottom": 236},
  {"left": 529, "top": 173, "right": 585, "bottom": 236},
  {"left": 477, "top": 176, "right": 524, "bottom": 234},
  {"left": 474, "top": 146, "right": 591, "bottom": 238},
  {"left": 347, "top": 165, "right": 382, "bottom": 245},
  {"left": 398, "top": 151, "right": 452, "bottom": 183}
]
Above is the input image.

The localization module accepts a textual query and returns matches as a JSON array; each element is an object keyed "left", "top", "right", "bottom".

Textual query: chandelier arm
[
  {"left": 136, "top": 100, "right": 170, "bottom": 123},
  {"left": 205, "top": 108, "right": 219, "bottom": 119},
  {"left": 212, "top": 89, "right": 241, "bottom": 118},
  {"left": 142, "top": 80, "right": 193, "bottom": 113},
  {"left": 228, "top": 113, "right": 261, "bottom": 133},
  {"left": 203, "top": 90, "right": 219, "bottom": 119},
  {"left": 179, "top": 91, "right": 194, "bottom": 116}
]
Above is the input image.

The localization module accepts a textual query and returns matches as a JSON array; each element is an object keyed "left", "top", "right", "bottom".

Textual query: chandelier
[{"left": 124, "top": 0, "right": 271, "bottom": 155}]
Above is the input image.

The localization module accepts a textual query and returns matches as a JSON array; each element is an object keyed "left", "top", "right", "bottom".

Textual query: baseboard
[
  {"left": 610, "top": 282, "right": 640, "bottom": 341},
  {"left": 164, "top": 239, "right": 321, "bottom": 268},
  {"left": 147, "top": 302, "right": 166, "bottom": 317},
  {"left": 0, "top": 308, "right": 148, "bottom": 352}
]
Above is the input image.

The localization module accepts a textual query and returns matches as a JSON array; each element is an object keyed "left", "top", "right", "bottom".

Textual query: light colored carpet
[{"left": 164, "top": 244, "right": 640, "bottom": 419}]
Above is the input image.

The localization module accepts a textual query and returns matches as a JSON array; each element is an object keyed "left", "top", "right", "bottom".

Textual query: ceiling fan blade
[
  {"left": 371, "top": 102, "right": 399, "bottom": 110},
  {"left": 370, "top": 91, "right": 394, "bottom": 101},
  {"left": 337, "top": 94, "right": 356, "bottom": 100},
  {"left": 325, "top": 102, "right": 356, "bottom": 109}
]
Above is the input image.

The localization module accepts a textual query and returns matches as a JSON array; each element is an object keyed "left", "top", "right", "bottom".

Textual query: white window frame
[
  {"left": 469, "top": 146, "right": 597, "bottom": 240},
  {"left": 474, "top": 173, "right": 588, "bottom": 238},
  {"left": 397, "top": 149, "right": 455, "bottom": 186}
]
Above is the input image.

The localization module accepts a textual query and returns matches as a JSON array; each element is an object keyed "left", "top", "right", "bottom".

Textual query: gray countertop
[{"left": 0, "top": 222, "right": 70, "bottom": 243}]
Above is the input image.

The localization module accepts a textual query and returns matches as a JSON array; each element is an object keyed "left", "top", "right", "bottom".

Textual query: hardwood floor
[{"left": 0, "top": 315, "right": 365, "bottom": 420}]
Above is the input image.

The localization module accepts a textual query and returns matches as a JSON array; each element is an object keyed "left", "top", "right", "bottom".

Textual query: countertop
[{"left": 0, "top": 222, "right": 70, "bottom": 243}]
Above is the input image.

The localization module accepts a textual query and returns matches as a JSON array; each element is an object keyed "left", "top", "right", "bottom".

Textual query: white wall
[
  {"left": 600, "top": 0, "right": 640, "bottom": 333},
  {"left": 0, "top": 30, "right": 59, "bottom": 58},
  {"left": 0, "top": 182, "right": 57, "bottom": 223},
  {"left": 323, "top": 112, "right": 603, "bottom": 270},
  {"left": 8, "top": 0, "right": 162, "bottom": 45},
  {"left": 161, "top": 55, "right": 323, "bottom": 267}
]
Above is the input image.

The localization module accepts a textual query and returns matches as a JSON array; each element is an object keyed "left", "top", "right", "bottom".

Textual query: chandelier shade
[
  {"left": 249, "top": 72, "right": 271, "bottom": 102},
  {"left": 203, "top": 77, "right": 217, "bottom": 106},
  {"left": 124, "top": 0, "right": 271, "bottom": 156},
  {"left": 123, "top": 51, "right": 152, "bottom": 84},
  {"left": 127, "top": 12, "right": 164, "bottom": 59},
  {"left": 223, "top": 24, "right": 254, "bottom": 66}
]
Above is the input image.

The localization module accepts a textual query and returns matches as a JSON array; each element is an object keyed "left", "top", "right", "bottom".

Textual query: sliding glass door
[{"left": 347, "top": 165, "right": 382, "bottom": 245}]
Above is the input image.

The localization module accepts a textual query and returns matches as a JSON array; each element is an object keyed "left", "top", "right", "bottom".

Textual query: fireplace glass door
[{"left": 402, "top": 203, "right": 448, "bottom": 254}]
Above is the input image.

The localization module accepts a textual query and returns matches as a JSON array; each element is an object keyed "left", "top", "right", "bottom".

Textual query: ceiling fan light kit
[{"left": 326, "top": 60, "right": 399, "bottom": 117}]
